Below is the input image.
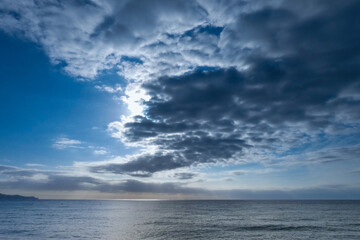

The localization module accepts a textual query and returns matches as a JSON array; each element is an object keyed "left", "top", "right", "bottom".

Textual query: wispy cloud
[
  {"left": 25, "top": 163, "right": 45, "bottom": 167},
  {"left": 52, "top": 137, "right": 83, "bottom": 150},
  {"left": 95, "top": 84, "right": 123, "bottom": 93},
  {"left": 93, "top": 149, "right": 108, "bottom": 155}
]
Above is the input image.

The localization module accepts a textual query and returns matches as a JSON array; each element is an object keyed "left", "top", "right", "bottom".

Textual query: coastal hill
[{"left": 0, "top": 193, "right": 38, "bottom": 200}]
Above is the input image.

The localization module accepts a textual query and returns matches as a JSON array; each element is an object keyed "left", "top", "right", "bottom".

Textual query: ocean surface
[{"left": 0, "top": 200, "right": 359, "bottom": 239}]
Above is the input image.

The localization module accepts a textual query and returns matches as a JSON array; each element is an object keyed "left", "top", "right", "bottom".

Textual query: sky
[{"left": 0, "top": 0, "right": 359, "bottom": 199}]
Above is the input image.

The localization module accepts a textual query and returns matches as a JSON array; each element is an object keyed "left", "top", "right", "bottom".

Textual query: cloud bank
[{"left": 1, "top": 165, "right": 360, "bottom": 199}]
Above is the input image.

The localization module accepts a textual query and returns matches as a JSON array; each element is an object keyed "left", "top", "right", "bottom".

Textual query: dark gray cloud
[
  {"left": 102, "top": 0, "right": 360, "bottom": 176},
  {"left": 233, "top": 171, "right": 246, "bottom": 176},
  {"left": 174, "top": 172, "right": 197, "bottom": 180},
  {"left": 91, "top": 153, "right": 186, "bottom": 177}
]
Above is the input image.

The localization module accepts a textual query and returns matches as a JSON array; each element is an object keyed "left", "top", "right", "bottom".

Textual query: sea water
[{"left": 0, "top": 200, "right": 359, "bottom": 239}]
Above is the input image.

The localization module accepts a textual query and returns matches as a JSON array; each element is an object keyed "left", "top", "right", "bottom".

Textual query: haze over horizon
[{"left": 0, "top": 0, "right": 360, "bottom": 200}]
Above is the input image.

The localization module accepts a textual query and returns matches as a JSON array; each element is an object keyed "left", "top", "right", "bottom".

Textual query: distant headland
[{"left": 0, "top": 193, "right": 38, "bottom": 200}]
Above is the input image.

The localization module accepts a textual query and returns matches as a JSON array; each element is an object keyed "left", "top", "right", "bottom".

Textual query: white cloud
[
  {"left": 93, "top": 149, "right": 108, "bottom": 155},
  {"left": 0, "top": 0, "right": 212, "bottom": 79},
  {"left": 95, "top": 84, "right": 123, "bottom": 93},
  {"left": 52, "top": 137, "right": 83, "bottom": 150}
]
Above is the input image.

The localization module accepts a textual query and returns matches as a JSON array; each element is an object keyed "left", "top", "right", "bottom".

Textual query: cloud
[
  {"left": 0, "top": 165, "right": 39, "bottom": 177},
  {"left": 25, "top": 163, "right": 45, "bottom": 167},
  {"left": 91, "top": 153, "right": 185, "bottom": 177},
  {"left": 95, "top": 84, "right": 122, "bottom": 93},
  {"left": 93, "top": 149, "right": 108, "bottom": 155},
  {"left": 52, "top": 137, "right": 83, "bottom": 150},
  {"left": 1, "top": 0, "right": 359, "bottom": 84},
  {"left": 98, "top": 0, "right": 360, "bottom": 176},
  {"left": 0, "top": 0, "right": 208, "bottom": 79},
  {"left": 233, "top": 171, "right": 246, "bottom": 176},
  {"left": 0, "top": 165, "right": 51, "bottom": 184},
  {"left": 95, "top": 179, "right": 207, "bottom": 195},
  {"left": 174, "top": 172, "right": 197, "bottom": 180},
  {"left": 272, "top": 144, "right": 360, "bottom": 166},
  {"left": 106, "top": 57, "right": 360, "bottom": 175},
  {"left": 0, "top": 165, "right": 205, "bottom": 195},
  {"left": 1, "top": 164, "right": 360, "bottom": 199}
]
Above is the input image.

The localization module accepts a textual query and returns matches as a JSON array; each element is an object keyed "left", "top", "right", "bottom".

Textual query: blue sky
[
  {"left": 0, "top": 32, "right": 133, "bottom": 168},
  {"left": 0, "top": 0, "right": 359, "bottom": 199}
]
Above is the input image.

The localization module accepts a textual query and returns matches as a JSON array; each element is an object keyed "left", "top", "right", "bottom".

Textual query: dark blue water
[{"left": 0, "top": 200, "right": 359, "bottom": 239}]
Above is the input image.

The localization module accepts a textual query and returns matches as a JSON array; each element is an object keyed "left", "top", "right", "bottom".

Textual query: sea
[{"left": 0, "top": 200, "right": 359, "bottom": 239}]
